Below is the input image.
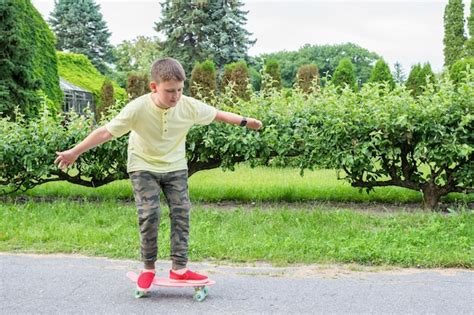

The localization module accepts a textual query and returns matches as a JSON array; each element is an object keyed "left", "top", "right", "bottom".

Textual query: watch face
[{"left": 240, "top": 118, "right": 247, "bottom": 126}]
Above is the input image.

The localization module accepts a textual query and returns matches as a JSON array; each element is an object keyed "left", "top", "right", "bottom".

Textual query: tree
[
  {"left": 368, "top": 59, "right": 395, "bottom": 89},
  {"left": 465, "top": 1, "right": 474, "bottom": 57},
  {"left": 0, "top": 0, "right": 62, "bottom": 118},
  {"left": 257, "top": 43, "right": 381, "bottom": 87},
  {"left": 296, "top": 64, "right": 319, "bottom": 93},
  {"left": 221, "top": 60, "right": 251, "bottom": 100},
  {"left": 49, "top": 0, "right": 114, "bottom": 74},
  {"left": 392, "top": 62, "right": 406, "bottom": 84},
  {"left": 98, "top": 79, "right": 114, "bottom": 118},
  {"left": 190, "top": 60, "right": 217, "bottom": 101},
  {"left": 443, "top": 0, "right": 466, "bottom": 68},
  {"left": 112, "top": 36, "right": 162, "bottom": 87},
  {"left": 331, "top": 58, "right": 357, "bottom": 91},
  {"left": 154, "top": 0, "right": 255, "bottom": 76},
  {"left": 450, "top": 57, "right": 474, "bottom": 84},
  {"left": 262, "top": 59, "right": 282, "bottom": 91},
  {"left": 127, "top": 73, "right": 149, "bottom": 100},
  {"left": 405, "top": 63, "right": 435, "bottom": 97}
]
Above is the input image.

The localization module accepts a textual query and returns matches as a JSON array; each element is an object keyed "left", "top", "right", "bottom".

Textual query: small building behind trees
[{"left": 59, "top": 78, "right": 95, "bottom": 115}]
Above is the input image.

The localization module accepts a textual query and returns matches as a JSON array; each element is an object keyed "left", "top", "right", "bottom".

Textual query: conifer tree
[
  {"left": 392, "top": 62, "right": 406, "bottom": 84},
  {"left": 332, "top": 58, "right": 357, "bottom": 91},
  {"left": 296, "top": 64, "right": 319, "bottom": 93},
  {"left": 190, "top": 60, "right": 217, "bottom": 101},
  {"left": 49, "top": 0, "right": 114, "bottom": 74},
  {"left": 262, "top": 59, "right": 282, "bottom": 91},
  {"left": 465, "top": 1, "right": 474, "bottom": 57},
  {"left": 221, "top": 60, "right": 251, "bottom": 100},
  {"left": 405, "top": 63, "right": 435, "bottom": 96},
  {"left": 154, "top": 0, "right": 255, "bottom": 75},
  {"left": 368, "top": 59, "right": 395, "bottom": 89},
  {"left": 443, "top": 0, "right": 466, "bottom": 68}
]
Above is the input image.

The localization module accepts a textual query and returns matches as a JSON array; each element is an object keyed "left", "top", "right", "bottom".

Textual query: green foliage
[
  {"left": 450, "top": 57, "right": 474, "bottom": 84},
  {"left": 126, "top": 72, "right": 149, "bottom": 100},
  {"left": 249, "top": 67, "right": 262, "bottom": 92},
  {"left": 296, "top": 64, "right": 319, "bottom": 93},
  {"left": 258, "top": 43, "right": 381, "bottom": 87},
  {"left": 465, "top": 1, "right": 474, "bottom": 57},
  {"left": 443, "top": 0, "right": 466, "bottom": 68},
  {"left": 332, "top": 58, "right": 357, "bottom": 91},
  {"left": 262, "top": 59, "right": 282, "bottom": 91},
  {"left": 368, "top": 59, "right": 395, "bottom": 90},
  {"left": 0, "top": 0, "right": 62, "bottom": 118},
  {"left": 155, "top": 0, "right": 255, "bottom": 76},
  {"left": 190, "top": 60, "right": 217, "bottom": 101},
  {"left": 392, "top": 61, "right": 406, "bottom": 84},
  {"left": 57, "top": 52, "right": 127, "bottom": 107},
  {"left": 2, "top": 71, "right": 473, "bottom": 209},
  {"left": 98, "top": 79, "right": 114, "bottom": 118},
  {"left": 1, "top": 200, "right": 472, "bottom": 267},
  {"left": 49, "top": 0, "right": 114, "bottom": 74},
  {"left": 221, "top": 60, "right": 251, "bottom": 100},
  {"left": 405, "top": 63, "right": 435, "bottom": 97},
  {"left": 112, "top": 36, "right": 162, "bottom": 88}
]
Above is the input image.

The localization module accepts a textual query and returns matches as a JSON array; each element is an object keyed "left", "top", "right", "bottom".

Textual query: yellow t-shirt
[{"left": 105, "top": 93, "right": 217, "bottom": 173}]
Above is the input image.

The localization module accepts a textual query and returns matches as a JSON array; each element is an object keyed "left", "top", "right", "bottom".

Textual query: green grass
[
  {"left": 24, "top": 166, "right": 473, "bottom": 204},
  {"left": 0, "top": 200, "right": 472, "bottom": 268}
]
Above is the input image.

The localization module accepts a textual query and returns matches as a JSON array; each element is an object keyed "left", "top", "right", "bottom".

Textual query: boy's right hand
[{"left": 54, "top": 149, "right": 80, "bottom": 171}]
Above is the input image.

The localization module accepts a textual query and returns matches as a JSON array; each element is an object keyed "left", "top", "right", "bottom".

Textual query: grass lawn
[{"left": 2, "top": 166, "right": 472, "bottom": 268}]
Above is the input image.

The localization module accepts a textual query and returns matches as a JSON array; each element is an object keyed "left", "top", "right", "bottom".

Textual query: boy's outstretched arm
[
  {"left": 54, "top": 126, "right": 113, "bottom": 170},
  {"left": 215, "top": 110, "right": 262, "bottom": 130}
]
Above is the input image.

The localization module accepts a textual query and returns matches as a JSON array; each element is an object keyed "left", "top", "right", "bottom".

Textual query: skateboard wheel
[
  {"left": 134, "top": 289, "right": 147, "bottom": 299},
  {"left": 194, "top": 290, "right": 206, "bottom": 302}
]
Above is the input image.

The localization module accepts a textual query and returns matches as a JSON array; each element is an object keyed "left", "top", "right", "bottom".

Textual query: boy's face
[{"left": 150, "top": 79, "right": 184, "bottom": 109}]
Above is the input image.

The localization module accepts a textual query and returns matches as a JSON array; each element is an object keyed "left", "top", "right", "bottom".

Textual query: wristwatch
[{"left": 240, "top": 117, "right": 248, "bottom": 127}]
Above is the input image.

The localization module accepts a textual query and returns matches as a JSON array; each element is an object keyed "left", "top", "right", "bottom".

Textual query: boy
[{"left": 54, "top": 58, "right": 262, "bottom": 291}]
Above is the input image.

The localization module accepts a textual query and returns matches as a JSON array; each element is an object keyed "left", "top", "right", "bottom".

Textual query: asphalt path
[{"left": 0, "top": 253, "right": 472, "bottom": 314}]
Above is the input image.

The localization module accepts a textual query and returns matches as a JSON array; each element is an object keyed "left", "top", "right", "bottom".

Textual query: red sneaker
[
  {"left": 169, "top": 269, "right": 208, "bottom": 284},
  {"left": 137, "top": 270, "right": 155, "bottom": 290}
]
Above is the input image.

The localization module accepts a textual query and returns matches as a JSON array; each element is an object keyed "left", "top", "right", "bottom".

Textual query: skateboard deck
[{"left": 126, "top": 271, "right": 215, "bottom": 301}]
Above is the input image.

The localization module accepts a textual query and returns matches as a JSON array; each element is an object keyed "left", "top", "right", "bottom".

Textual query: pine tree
[
  {"left": 392, "top": 62, "right": 406, "bottom": 84},
  {"left": 368, "top": 59, "right": 395, "bottom": 89},
  {"left": 296, "top": 64, "right": 319, "bottom": 93},
  {"left": 405, "top": 63, "right": 435, "bottom": 96},
  {"left": 190, "top": 60, "right": 217, "bottom": 101},
  {"left": 443, "top": 0, "right": 466, "bottom": 68},
  {"left": 262, "top": 59, "right": 282, "bottom": 91},
  {"left": 465, "top": 1, "right": 474, "bottom": 57},
  {"left": 221, "top": 60, "right": 251, "bottom": 100},
  {"left": 154, "top": 0, "right": 255, "bottom": 76},
  {"left": 332, "top": 58, "right": 357, "bottom": 91},
  {"left": 49, "top": 0, "right": 114, "bottom": 74}
]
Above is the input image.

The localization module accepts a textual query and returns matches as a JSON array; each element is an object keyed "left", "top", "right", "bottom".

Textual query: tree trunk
[{"left": 421, "top": 183, "right": 442, "bottom": 210}]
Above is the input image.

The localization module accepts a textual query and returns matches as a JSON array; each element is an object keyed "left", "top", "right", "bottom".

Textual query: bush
[
  {"left": 0, "top": 1, "right": 62, "bottom": 118},
  {"left": 368, "top": 59, "right": 395, "bottom": 90},
  {"left": 405, "top": 63, "right": 435, "bottom": 96},
  {"left": 331, "top": 58, "right": 357, "bottom": 91},
  {"left": 262, "top": 59, "right": 282, "bottom": 91},
  {"left": 126, "top": 72, "right": 149, "bottom": 100},
  {"left": 190, "top": 60, "right": 217, "bottom": 101},
  {"left": 296, "top": 64, "right": 319, "bottom": 93},
  {"left": 221, "top": 61, "right": 251, "bottom": 100},
  {"left": 450, "top": 57, "right": 474, "bottom": 84}
]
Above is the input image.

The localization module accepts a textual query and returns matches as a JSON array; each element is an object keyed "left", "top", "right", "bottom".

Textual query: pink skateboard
[{"left": 126, "top": 271, "right": 216, "bottom": 301}]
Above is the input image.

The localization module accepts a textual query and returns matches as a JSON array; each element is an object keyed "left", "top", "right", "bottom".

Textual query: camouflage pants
[{"left": 129, "top": 169, "right": 191, "bottom": 270}]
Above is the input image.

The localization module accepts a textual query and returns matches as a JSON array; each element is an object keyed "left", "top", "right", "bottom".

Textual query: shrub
[
  {"left": 190, "top": 60, "right": 217, "bottom": 101},
  {"left": 221, "top": 61, "right": 251, "bottom": 100},
  {"left": 296, "top": 64, "right": 319, "bottom": 93}
]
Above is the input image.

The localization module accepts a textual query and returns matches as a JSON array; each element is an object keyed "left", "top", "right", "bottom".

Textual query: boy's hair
[{"left": 151, "top": 58, "right": 186, "bottom": 83}]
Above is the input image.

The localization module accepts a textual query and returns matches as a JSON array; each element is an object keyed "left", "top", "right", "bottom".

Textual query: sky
[{"left": 31, "top": 0, "right": 473, "bottom": 73}]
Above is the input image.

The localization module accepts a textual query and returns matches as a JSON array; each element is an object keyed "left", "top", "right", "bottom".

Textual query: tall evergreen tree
[
  {"left": 368, "top": 59, "right": 395, "bottom": 89},
  {"left": 190, "top": 60, "right": 217, "bottom": 101},
  {"left": 443, "top": 0, "right": 466, "bottom": 68},
  {"left": 49, "top": 0, "right": 114, "bottom": 74},
  {"left": 405, "top": 63, "right": 435, "bottom": 97},
  {"left": 392, "top": 62, "right": 406, "bottom": 84},
  {"left": 154, "top": 0, "right": 255, "bottom": 76},
  {"left": 465, "top": 0, "right": 474, "bottom": 57},
  {"left": 332, "top": 58, "right": 357, "bottom": 91},
  {"left": 262, "top": 59, "right": 282, "bottom": 91}
]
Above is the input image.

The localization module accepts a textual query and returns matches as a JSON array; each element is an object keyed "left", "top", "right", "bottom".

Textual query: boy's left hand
[{"left": 247, "top": 119, "right": 263, "bottom": 130}]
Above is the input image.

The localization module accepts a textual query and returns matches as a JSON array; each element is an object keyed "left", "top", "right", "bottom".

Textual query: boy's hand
[
  {"left": 55, "top": 149, "right": 80, "bottom": 171},
  {"left": 247, "top": 118, "right": 263, "bottom": 130}
]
